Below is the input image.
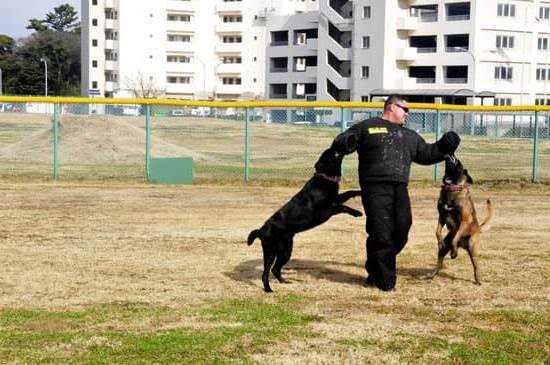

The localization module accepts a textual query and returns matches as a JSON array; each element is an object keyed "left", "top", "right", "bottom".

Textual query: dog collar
[
  {"left": 315, "top": 173, "right": 340, "bottom": 183},
  {"left": 444, "top": 184, "right": 465, "bottom": 192}
]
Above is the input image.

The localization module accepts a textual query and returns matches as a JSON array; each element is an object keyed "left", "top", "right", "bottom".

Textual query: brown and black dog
[
  {"left": 247, "top": 147, "right": 362, "bottom": 292},
  {"left": 427, "top": 154, "right": 494, "bottom": 285}
]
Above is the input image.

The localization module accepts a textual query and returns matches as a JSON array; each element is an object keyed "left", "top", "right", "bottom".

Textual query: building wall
[{"left": 81, "top": 0, "right": 319, "bottom": 100}]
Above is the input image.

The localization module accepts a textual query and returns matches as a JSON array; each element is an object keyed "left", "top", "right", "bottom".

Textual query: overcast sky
[{"left": 0, "top": 0, "right": 81, "bottom": 39}]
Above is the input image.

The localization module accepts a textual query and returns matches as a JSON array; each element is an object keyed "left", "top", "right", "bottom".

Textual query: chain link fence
[{"left": 0, "top": 98, "right": 548, "bottom": 184}]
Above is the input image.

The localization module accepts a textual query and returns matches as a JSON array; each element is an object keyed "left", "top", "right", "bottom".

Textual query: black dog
[{"left": 247, "top": 148, "right": 362, "bottom": 292}]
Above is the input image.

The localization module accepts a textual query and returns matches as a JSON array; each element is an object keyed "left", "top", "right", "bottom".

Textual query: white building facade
[
  {"left": 81, "top": 0, "right": 318, "bottom": 100},
  {"left": 265, "top": 0, "right": 550, "bottom": 105}
]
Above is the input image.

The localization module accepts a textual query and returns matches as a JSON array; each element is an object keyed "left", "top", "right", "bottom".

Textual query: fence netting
[{"left": 0, "top": 101, "right": 548, "bottom": 184}]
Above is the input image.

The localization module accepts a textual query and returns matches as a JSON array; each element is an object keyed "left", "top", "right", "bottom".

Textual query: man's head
[{"left": 382, "top": 95, "right": 409, "bottom": 125}]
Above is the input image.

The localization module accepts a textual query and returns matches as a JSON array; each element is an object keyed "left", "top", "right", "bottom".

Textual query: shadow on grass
[
  {"left": 228, "top": 260, "right": 472, "bottom": 289},
  {"left": 227, "top": 259, "right": 365, "bottom": 287}
]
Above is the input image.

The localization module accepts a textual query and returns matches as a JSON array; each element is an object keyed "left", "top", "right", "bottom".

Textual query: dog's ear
[{"left": 464, "top": 169, "right": 473, "bottom": 184}]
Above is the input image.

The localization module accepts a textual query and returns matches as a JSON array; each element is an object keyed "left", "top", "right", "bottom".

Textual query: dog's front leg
[
  {"left": 435, "top": 217, "right": 446, "bottom": 250},
  {"left": 333, "top": 204, "right": 363, "bottom": 217},
  {"left": 335, "top": 190, "right": 362, "bottom": 204},
  {"left": 450, "top": 218, "right": 471, "bottom": 259}
]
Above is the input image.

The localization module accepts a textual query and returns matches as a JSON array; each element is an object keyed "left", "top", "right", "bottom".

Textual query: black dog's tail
[{"left": 247, "top": 229, "right": 261, "bottom": 246}]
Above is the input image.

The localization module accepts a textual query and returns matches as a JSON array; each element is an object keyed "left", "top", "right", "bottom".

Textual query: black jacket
[{"left": 332, "top": 117, "right": 450, "bottom": 185}]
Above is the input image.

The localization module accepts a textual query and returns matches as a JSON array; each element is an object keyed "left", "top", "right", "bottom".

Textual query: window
[
  {"left": 222, "top": 77, "right": 242, "bottom": 85},
  {"left": 538, "top": 37, "right": 549, "bottom": 50},
  {"left": 92, "top": 60, "right": 98, "bottom": 68},
  {"left": 167, "top": 34, "right": 191, "bottom": 42},
  {"left": 497, "top": 3, "right": 516, "bottom": 17},
  {"left": 92, "top": 81, "right": 97, "bottom": 88},
  {"left": 496, "top": 35, "right": 514, "bottom": 49},
  {"left": 494, "top": 97, "right": 512, "bottom": 106},
  {"left": 167, "top": 14, "right": 191, "bottom": 22},
  {"left": 494, "top": 66, "right": 513, "bottom": 80},
  {"left": 221, "top": 56, "right": 242, "bottom": 64},
  {"left": 167, "top": 55, "right": 191, "bottom": 63},
  {"left": 535, "top": 98, "right": 550, "bottom": 105},
  {"left": 536, "top": 67, "right": 549, "bottom": 80},
  {"left": 222, "top": 35, "right": 242, "bottom": 43},
  {"left": 540, "top": 6, "right": 550, "bottom": 20},
  {"left": 361, "top": 66, "right": 370, "bottom": 78},
  {"left": 92, "top": 19, "right": 98, "bottom": 26},
  {"left": 92, "top": 0, "right": 97, "bottom": 5},
  {"left": 92, "top": 39, "right": 98, "bottom": 47},
  {"left": 167, "top": 76, "right": 191, "bottom": 84},
  {"left": 363, "top": 6, "right": 371, "bottom": 19},
  {"left": 362, "top": 36, "right": 370, "bottom": 49},
  {"left": 222, "top": 15, "right": 242, "bottom": 22}
]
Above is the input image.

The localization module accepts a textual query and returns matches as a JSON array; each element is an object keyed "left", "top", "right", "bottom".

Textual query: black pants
[{"left": 361, "top": 182, "right": 412, "bottom": 290}]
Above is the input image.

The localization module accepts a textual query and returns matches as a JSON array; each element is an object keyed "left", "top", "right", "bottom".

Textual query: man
[{"left": 330, "top": 95, "right": 460, "bottom": 291}]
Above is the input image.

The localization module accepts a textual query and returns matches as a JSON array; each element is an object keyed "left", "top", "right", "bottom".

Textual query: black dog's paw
[
  {"left": 352, "top": 210, "right": 363, "bottom": 217},
  {"left": 450, "top": 251, "right": 458, "bottom": 259},
  {"left": 271, "top": 270, "right": 286, "bottom": 283}
]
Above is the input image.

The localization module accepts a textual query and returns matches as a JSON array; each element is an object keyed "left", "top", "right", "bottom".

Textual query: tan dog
[{"left": 427, "top": 154, "right": 494, "bottom": 285}]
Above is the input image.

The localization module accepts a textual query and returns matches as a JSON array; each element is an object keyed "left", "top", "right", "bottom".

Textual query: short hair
[{"left": 384, "top": 95, "right": 407, "bottom": 112}]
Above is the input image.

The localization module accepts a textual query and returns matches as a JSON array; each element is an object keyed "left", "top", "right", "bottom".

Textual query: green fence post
[
  {"left": 145, "top": 104, "right": 151, "bottom": 181},
  {"left": 244, "top": 107, "right": 250, "bottom": 181},
  {"left": 434, "top": 109, "right": 441, "bottom": 182},
  {"left": 532, "top": 111, "right": 539, "bottom": 183},
  {"left": 53, "top": 103, "right": 59, "bottom": 179}
]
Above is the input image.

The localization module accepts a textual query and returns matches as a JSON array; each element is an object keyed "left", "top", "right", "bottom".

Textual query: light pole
[
  {"left": 0, "top": 67, "right": 3, "bottom": 95},
  {"left": 195, "top": 57, "right": 206, "bottom": 97},
  {"left": 39, "top": 58, "right": 48, "bottom": 96}
]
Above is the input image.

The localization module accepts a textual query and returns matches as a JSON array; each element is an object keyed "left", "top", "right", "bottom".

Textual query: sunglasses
[{"left": 393, "top": 104, "right": 409, "bottom": 113}]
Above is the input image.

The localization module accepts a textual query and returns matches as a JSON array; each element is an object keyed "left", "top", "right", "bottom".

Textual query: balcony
[
  {"left": 166, "top": 83, "right": 195, "bottom": 94},
  {"left": 104, "top": 39, "right": 117, "bottom": 50},
  {"left": 165, "top": 62, "right": 195, "bottom": 73},
  {"left": 444, "top": 77, "right": 468, "bottom": 84},
  {"left": 167, "top": 21, "right": 194, "bottom": 33},
  {"left": 215, "top": 2, "right": 242, "bottom": 13},
  {"left": 105, "top": 81, "right": 116, "bottom": 92},
  {"left": 306, "top": 38, "right": 318, "bottom": 50},
  {"left": 215, "top": 42, "right": 242, "bottom": 53},
  {"left": 396, "top": 17, "right": 418, "bottom": 31},
  {"left": 166, "top": 41, "right": 195, "bottom": 53},
  {"left": 217, "top": 63, "right": 243, "bottom": 74},
  {"left": 215, "top": 22, "right": 243, "bottom": 33},
  {"left": 415, "top": 77, "right": 436, "bottom": 84},
  {"left": 104, "top": 19, "right": 118, "bottom": 29},
  {"left": 396, "top": 47, "right": 418, "bottom": 61},
  {"left": 215, "top": 84, "right": 243, "bottom": 95},
  {"left": 104, "top": 60, "right": 118, "bottom": 70},
  {"left": 167, "top": 0, "right": 194, "bottom": 12}
]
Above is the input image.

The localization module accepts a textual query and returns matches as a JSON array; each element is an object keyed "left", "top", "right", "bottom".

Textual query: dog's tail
[
  {"left": 247, "top": 229, "right": 261, "bottom": 246},
  {"left": 480, "top": 199, "right": 494, "bottom": 233}
]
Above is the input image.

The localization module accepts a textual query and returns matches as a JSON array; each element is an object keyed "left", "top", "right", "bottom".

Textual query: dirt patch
[{"left": 0, "top": 115, "right": 209, "bottom": 163}]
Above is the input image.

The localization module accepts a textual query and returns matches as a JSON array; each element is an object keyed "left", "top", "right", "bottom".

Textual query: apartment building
[
  {"left": 81, "top": 0, "right": 318, "bottom": 100},
  {"left": 266, "top": 0, "right": 550, "bottom": 105}
]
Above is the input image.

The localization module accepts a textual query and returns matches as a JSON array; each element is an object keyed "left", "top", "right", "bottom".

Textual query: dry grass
[{"left": 0, "top": 179, "right": 548, "bottom": 363}]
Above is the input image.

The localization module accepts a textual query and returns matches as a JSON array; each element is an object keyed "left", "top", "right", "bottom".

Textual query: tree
[
  {"left": 27, "top": 4, "right": 80, "bottom": 33},
  {"left": 2, "top": 31, "right": 80, "bottom": 95},
  {"left": 124, "top": 72, "right": 166, "bottom": 98},
  {"left": 0, "top": 35, "right": 15, "bottom": 54}
]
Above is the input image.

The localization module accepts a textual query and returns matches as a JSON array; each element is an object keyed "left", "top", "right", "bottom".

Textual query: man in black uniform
[{"left": 330, "top": 95, "right": 460, "bottom": 291}]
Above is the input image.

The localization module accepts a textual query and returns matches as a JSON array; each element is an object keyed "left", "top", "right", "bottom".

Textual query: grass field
[{"left": 0, "top": 179, "right": 548, "bottom": 364}]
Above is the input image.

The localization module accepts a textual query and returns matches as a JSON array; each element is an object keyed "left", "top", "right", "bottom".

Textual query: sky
[{"left": 0, "top": 0, "right": 81, "bottom": 39}]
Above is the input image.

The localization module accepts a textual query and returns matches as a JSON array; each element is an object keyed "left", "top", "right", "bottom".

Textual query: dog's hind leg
[
  {"left": 261, "top": 244, "right": 276, "bottom": 293},
  {"left": 272, "top": 237, "right": 293, "bottom": 283},
  {"left": 467, "top": 234, "right": 482, "bottom": 285},
  {"left": 427, "top": 236, "right": 452, "bottom": 280}
]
